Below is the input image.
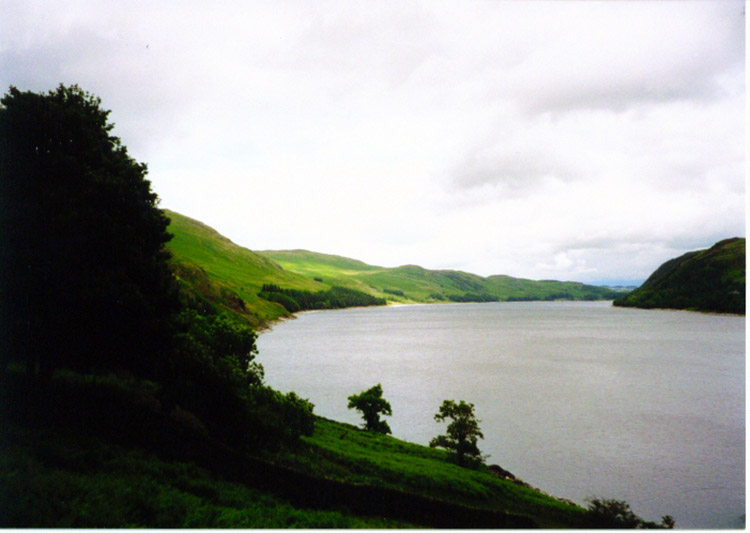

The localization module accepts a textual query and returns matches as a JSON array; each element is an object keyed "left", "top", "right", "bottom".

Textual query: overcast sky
[{"left": 1, "top": 1, "right": 745, "bottom": 284}]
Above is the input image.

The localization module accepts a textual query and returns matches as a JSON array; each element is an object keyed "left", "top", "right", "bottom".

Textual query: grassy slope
[
  {"left": 165, "top": 210, "right": 326, "bottom": 326},
  {"left": 0, "top": 370, "right": 586, "bottom": 528},
  {"left": 165, "top": 210, "right": 620, "bottom": 325},
  {"left": 0, "top": 424, "right": 405, "bottom": 528},
  {"left": 269, "top": 418, "right": 587, "bottom": 528},
  {"left": 262, "top": 249, "right": 622, "bottom": 303},
  {"left": 614, "top": 237, "right": 745, "bottom": 314}
]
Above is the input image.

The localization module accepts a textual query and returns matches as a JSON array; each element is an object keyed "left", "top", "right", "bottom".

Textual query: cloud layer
[{"left": 1, "top": 0, "right": 744, "bottom": 283}]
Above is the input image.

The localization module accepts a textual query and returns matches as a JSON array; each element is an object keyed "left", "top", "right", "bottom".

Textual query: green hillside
[
  {"left": 165, "top": 210, "right": 326, "bottom": 326},
  {"left": 614, "top": 238, "right": 745, "bottom": 314},
  {"left": 261, "top": 249, "right": 623, "bottom": 304},
  {"left": 166, "top": 211, "right": 622, "bottom": 329}
]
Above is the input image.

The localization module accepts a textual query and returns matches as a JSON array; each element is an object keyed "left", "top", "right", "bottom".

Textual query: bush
[
  {"left": 585, "top": 498, "right": 674, "bottom": 529},
  {"left": 164, "top": 309, "right": 313, "bottom": 450}
]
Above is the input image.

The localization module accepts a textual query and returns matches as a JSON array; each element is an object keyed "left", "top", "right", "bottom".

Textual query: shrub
[{"left": 585, "top": 497, "right": 675, "bottom": 529}]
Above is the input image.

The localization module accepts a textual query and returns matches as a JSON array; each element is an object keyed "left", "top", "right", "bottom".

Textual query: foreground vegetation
[
  {"left": 0, "top": 367, "right": 568, "bottom": 528},
  {"left": 0, "top": 424, "right": 404, "bottom": 528},
  {"left": 0, "top": 370, "right": 406, "bottom": 528},
  {"left": 614, "top": 237, "right": 745, "bottom": 314},
  {"left": 0, "top": 367, "right": 675, "bottom": 528}
]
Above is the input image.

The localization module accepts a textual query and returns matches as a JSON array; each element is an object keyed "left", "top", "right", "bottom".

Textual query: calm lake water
[{"left": 256, "top": 301, "right": 745, "bottom": 528}]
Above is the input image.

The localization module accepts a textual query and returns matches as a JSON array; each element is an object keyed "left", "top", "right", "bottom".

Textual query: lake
[{"left": 256, "top": 301, "right": 745, "bottom": 528}]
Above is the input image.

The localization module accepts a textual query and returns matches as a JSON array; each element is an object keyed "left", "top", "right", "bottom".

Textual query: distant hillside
[
  {"left": 165, "top": 210, "right": 622, "bottom": 327},
  {"left": 260, "top": 250, "right": 622, "bottom": 304},
  {"left": 613, "top": 238, "right": 745, "bottom": 315}
]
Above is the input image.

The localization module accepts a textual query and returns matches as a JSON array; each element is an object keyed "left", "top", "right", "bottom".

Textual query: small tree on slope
[
  {"left": 347, "top": 384, "right": 392, "bottom": 434},
  {"left": 430, "top": 399, "right": 486, "bottom": 468}
]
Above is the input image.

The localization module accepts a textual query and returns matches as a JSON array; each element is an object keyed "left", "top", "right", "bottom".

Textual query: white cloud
[{"left": 0, "top": 0, "right": 744, "bottom": 284}]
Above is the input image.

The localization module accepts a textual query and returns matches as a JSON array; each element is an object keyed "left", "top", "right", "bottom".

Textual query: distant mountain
[
  {"left": 261, "top": 250, "right": 623, "bottom": 304},
  {"left": 613, "top": 238, "right": 745, "bottom": 315}
]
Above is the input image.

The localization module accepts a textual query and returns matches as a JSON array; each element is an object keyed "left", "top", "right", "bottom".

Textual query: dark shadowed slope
[{"left": 614, "top": 238, "right": 745, "bottom": 314}]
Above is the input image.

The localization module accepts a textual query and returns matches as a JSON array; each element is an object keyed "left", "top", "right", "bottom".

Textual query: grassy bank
[
  {"left": 165, "top": 210, "right": 323, "bottom": 327},
  {"left": 268, "top": 417, "right": 587, "bottom": 528},
  {"left": 0, "top": 424, "right": 407, "bottom": 528},
  {"left": 0, "top": 368, "right": 591, "bottom": 528}
]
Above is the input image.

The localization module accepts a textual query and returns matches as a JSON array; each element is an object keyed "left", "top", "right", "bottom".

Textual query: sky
[{"left": 1, "top": 1, "right": 745, "bottom": 285}]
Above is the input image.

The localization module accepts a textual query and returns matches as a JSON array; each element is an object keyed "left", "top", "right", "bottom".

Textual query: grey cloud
[
  {"left": 506, "top": 2, "right": 745, "bottom": 115},
  {"left": 1, "top": 0, "right": 743, "bottom": 283},
  {"left": 449, "top": 143, "right": 576, "bottom": 196},
  {"left": 0, "top": 22, "right": 201, "bottom": 160}
]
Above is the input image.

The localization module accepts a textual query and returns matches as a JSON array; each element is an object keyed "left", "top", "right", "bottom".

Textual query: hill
[
  {"left": 165, "top": 210, "right": 327, "bottom": 327},
  {"left": 613, "top": 238, "right": 745, "bottom": 314},
  {"left": 261, "top": 249, "right": 623, "bottom": 304},
  {"left": 165, "top": 210, "right": 622, "bottom": 328}
]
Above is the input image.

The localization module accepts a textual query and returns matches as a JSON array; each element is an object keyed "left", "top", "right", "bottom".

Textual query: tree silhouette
[
  {"left": 0, "top": 85, "right": 179, "bottom": 381},
  {"left": 347, "top": 384, "right": 392, "bottom": 434},
  {"left": 429, "top": 399, "right": 486, "bottom": 467}
]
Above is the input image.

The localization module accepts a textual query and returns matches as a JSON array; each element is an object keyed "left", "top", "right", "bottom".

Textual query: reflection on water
[{"left": 257, "top": 301, "right": 745, "bottom": 529}]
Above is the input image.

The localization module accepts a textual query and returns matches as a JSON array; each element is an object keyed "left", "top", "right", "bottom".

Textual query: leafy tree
[
  {"left": 0, "top": 85, "right": 179, "bottom": 381},
  {"left": 429, "top": 399, "right": 486, "bottom": 467},
  {"left": 0, "top": 85, "right": 315, "bottom": 452},
  {"left": 347, "top": 384, "right": 392, "bottom": 434}
]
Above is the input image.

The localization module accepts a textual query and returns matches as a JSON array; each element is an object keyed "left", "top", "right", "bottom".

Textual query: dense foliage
[
  {"left": 168, "top": 309, "right": 313, "bottom": 448},
  {"left": 259, "top": 284, "right": 385, "bottom": 312},
  {"left": 446, "top": 292, "right": 496, "bottom": 302},
  {"left": 0, "top": 85, "right": 179, "bottom": 381},
  {"left": 430, "top": 400, "right": 486, "bottom": 468},
  {"left": 347, "top": 384, "right": 392, "bottom": 434},
  {"left": 0, "top": 85, "right": 313, "bottom": 453},
  {"left": 614, "top": 238, "right": 745, "bottom": 314}
]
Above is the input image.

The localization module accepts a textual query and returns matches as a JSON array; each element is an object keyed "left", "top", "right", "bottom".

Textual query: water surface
[{"left": 257, "top": 301, "right": 745, "bottom": 528}]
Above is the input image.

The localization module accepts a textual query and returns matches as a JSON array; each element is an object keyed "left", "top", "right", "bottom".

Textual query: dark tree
[
  {"left": 347, "top": 383, "right": 392, "bottom": 434},
  {"left": 429, "top": 399, "right": 486, "bottom": 467},
  {"left": 0, "top": 85, "right": 179, "bottom": 381},
  {"left": 585, "top": 498, "right": 675, "bottom": 529}
]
